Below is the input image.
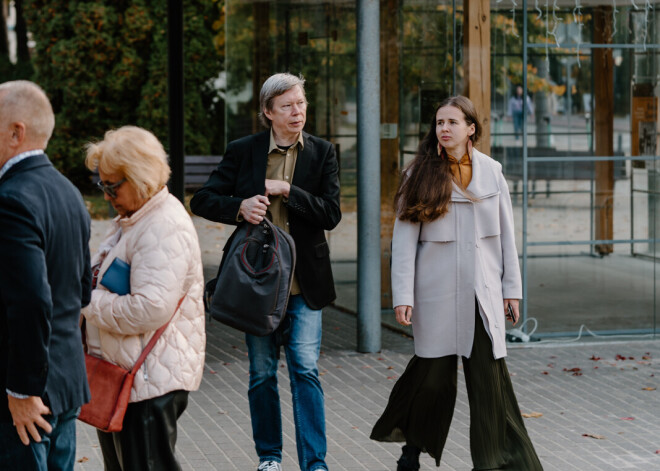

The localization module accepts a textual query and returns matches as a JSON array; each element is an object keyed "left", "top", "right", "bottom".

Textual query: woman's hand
[
  {"left": 395, "top": 305, "right": 413, "bottom": 326},
  {"left": 504, "top": 299, "right": 520, "bottom": 325}
]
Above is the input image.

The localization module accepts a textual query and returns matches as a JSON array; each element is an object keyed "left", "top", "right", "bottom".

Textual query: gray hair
[
  {"left": 0, "top": 80, "right": 55, "bottom": 148},
  {"left": 258, "top": 73, "right": 306, "bottom": 128}
]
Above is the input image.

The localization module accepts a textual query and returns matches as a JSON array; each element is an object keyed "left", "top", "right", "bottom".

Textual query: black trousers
[
  {"left": 97, "top": 390, "right": 189, "bottom": 471},
  {"left": 371, "top": 310, "right": 543, "bottom": 470}
]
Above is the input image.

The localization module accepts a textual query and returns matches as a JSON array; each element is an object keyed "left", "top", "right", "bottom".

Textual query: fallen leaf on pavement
[
  {"left": 521, "top": 412, "right": 543, "bottom": 418},
  {"left": 582, "top": 433, "right": 606, "bottom": 439},
  {"left": 563, "top": 367, "right": 582, "bottom": 376},
  {"left": 642, "top": 387, "right": 656, "bottom": 391},
  {"left": 77, "top": 457, "right": 89, "bottom": 463},
  {"left": 589, "top": 355, "right": 601, "bottom": 361}
]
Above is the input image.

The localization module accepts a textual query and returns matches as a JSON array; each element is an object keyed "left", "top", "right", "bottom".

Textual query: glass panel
[
  {"left": 492, "top": 1, "right": 660, "bottom": 334},
  {"left": 400, "top": 0, "right": 461, "bottom": 167},
  {"left": 526, "top": 251, "right": 657, "bottom": 334},
  {"left": 225, "top": 1, "right": 357, "bottom": 208}
]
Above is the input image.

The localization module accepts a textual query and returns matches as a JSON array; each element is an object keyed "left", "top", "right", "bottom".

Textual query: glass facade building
[{"left": 222, "top": 0, "right": 658, "bottom": 338}]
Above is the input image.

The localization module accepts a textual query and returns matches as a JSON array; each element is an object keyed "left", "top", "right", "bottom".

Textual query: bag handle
[{"left": 129, "top": 294, "right": 186, "bottom": 375}]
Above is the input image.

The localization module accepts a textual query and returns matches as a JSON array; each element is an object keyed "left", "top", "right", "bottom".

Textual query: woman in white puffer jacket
[{"left": 82, "top": 126, "right": 205, "bottom": 470}]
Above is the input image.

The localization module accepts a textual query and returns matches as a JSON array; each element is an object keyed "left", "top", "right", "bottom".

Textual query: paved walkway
[
  {"left": 75, "top": 217, "right": 660, "bottom": 470},
  {"left": 76, "top": 307, "right": 659, "bottom": 470}
]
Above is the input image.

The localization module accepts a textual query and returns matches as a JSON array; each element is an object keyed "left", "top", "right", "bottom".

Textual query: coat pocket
[
  {"left": 314, "top": 241, "right": 330, "bottom": 258},
  {"left": 476, "top": 194, "right": 501, "bottom": 238},
  {"left": 419, "top": 213, "right": 456, "bottom": 242}
]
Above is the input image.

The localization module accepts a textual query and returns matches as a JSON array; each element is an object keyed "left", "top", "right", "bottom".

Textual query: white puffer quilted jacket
[{"left": 82, "top": 188, "right": 205, "bottom": 403}]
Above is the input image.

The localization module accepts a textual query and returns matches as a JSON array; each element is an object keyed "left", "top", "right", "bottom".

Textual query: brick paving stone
[{"left": 75, "top": 306, "right": 660, "bottom": 470}]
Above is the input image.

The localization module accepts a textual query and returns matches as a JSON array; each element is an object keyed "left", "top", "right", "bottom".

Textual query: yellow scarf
[{"left": 447, "top": 153, "right": 472, "bottom": 189}]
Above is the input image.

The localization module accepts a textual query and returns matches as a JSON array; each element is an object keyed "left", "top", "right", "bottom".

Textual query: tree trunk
[
  {"left": 0, "top": 0, "right": 9, "bottom": 57},
  {"left": 15, "top": 0, "right": 29, "bottom": 62}
]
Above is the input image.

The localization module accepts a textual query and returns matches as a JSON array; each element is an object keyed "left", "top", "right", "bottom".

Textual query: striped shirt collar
[{"left": 0, "top": 149, "right": 45, "bottom": 180}]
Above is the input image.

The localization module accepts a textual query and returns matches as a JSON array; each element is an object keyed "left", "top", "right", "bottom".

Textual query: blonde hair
[
  {"left": 85, "top": 126, "right": 170, "bottom": 199},
  {"left": 0, "top": 80, "right": 55, "bottom": 147}
]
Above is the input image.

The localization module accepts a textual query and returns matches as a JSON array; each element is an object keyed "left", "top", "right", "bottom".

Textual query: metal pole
[
  {"left": 521, "top": 0, "right": 529, "bottom": 328},
  {"left": 168, "top": 0, "right": 185, "bottom": 202},
  {"left": 357, "top": 0, "right": 381, "bottom": 353}
]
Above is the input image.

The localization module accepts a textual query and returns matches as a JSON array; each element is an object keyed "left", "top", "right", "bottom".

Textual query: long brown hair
[{"left": 394, "top": 96, "right": 482, "bottom": 222}]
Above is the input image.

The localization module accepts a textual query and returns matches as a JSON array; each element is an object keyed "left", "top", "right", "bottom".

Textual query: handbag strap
[{"left": 129, "top": 294, "right": 186, "bottom": 375}]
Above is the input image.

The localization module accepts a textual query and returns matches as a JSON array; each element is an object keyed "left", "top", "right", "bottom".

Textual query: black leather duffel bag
[{"left": 205, "top": 218, "right": 296, "bottom": 336}]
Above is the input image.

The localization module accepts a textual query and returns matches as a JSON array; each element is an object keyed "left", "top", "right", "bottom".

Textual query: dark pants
[
  {"left": 462, "top": 314, "right": 543, "bottom": 470},
  {"left": 372, "top": 309, "right": 543, "bottom": 470},
  {"left": 97, "top": 390, "right": 188, "bottom": 471},
  {"left": 414, "top": 314, "right": 543, "bottom": 470},
  {"left": 0, "top": 406, "right": 79, "bottom": 471}
]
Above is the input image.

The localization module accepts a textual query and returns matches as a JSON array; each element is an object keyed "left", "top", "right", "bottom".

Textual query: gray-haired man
[{"left": 191, "top": 73, "right": 341, "bottom": 471}]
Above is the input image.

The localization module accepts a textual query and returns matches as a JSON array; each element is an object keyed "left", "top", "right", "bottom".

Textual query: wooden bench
[{"left": 184, "top": 155, "right": 223, "bottom": 190}]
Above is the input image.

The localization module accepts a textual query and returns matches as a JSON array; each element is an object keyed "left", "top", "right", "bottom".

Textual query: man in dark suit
[
  {"left": 0, "top": 81, "right": 92, "bottom": 470},
  {"left": 191, "top": 73, "right": 341, "bottom": 471}
]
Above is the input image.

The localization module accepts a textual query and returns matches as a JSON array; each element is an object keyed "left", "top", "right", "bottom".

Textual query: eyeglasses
[{"left": 96, "top": 178, "right": 126, "bottom": 199}]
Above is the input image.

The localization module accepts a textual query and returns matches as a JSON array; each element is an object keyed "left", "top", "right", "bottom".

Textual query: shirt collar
[
  {"left": 268, "top": 129, "right": 304, "bottom": 154},
  {"left": 0, "top": 149, "right": 44, "bottom": 180},
  {"left": 447, "top": 152, "right": 471, "bottom": 164}
]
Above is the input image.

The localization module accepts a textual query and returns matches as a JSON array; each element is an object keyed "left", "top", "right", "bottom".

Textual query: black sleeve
[
  {"left": 0, "top": 196, "right": 51, "bottom": 396},
  {"left": 190, "top": 141, "right": 246, "bottom": 225}
]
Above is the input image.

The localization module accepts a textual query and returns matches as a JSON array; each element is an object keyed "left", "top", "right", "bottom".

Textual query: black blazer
[
  {"left": 0, "top": 154, "right": 92, "bottom": 422},
  {"left": 191, "top": 130, "right": 341, "bottom": 310}
]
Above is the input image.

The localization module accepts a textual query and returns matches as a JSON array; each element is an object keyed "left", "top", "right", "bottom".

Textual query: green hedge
[{"left": 23, "top": 0, "right": 224, "bottom": 188}]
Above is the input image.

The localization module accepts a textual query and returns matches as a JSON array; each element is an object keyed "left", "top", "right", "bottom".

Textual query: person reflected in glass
[
  {"left": 371, "top": 96, "right": 543, "bottom": 471},
  {"left": 508, "top": 85, "right": 534, "bottom": 141}
]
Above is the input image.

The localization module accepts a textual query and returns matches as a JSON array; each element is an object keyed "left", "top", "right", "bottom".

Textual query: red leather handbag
[{"left": 78, "top": 296, "right": 184, "bottom": 432}]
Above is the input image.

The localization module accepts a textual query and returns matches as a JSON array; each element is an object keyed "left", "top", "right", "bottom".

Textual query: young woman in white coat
[{"left": 370, "top": 96, "right": 543, "bottom": 471}]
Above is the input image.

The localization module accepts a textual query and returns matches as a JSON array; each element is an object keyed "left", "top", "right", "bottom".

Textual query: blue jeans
[
  {"left": 0, "top": 406, "right": 79, "bottom": 471},
  {"left": 246, "top": 295, "right": 327, "bottom": 471}
]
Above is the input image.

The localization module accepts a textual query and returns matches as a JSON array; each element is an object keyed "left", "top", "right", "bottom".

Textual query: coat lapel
[
  {"left": 451, "top": 149, "right": 500, "bottom": 201},
  {"left": 292, "top": 132, "right": 313, "bottom": 187},
  {"left": 251, "top": 131, "right": 270, "bottom": 194}
]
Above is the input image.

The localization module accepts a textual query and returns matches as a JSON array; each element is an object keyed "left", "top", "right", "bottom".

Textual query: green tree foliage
[{"left": 24, "top": 0, "right": 223, "bottom": 187}]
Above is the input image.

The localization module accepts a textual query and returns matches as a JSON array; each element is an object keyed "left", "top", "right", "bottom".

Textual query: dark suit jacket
[
  {"left": 0, "top": 154, "right": 92, "bottom": 422},
  {"left": 191, "top": 130, "right": 341, "bottom": 310}
]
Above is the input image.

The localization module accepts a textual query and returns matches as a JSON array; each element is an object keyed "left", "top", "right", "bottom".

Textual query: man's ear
[
  {"left": 263, "top": 108, "right": 273, "bottom": 120},
  {"left": 10, "top": 122, "right": 27, "bottom": 146}
]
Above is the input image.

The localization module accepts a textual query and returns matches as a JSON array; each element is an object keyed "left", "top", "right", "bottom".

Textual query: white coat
[
  {"left": 391, "top": 149, "right": 521, "bottom": 359},
  {"left": 82, "top": 188, "right": 206, "bottom": 402}
]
